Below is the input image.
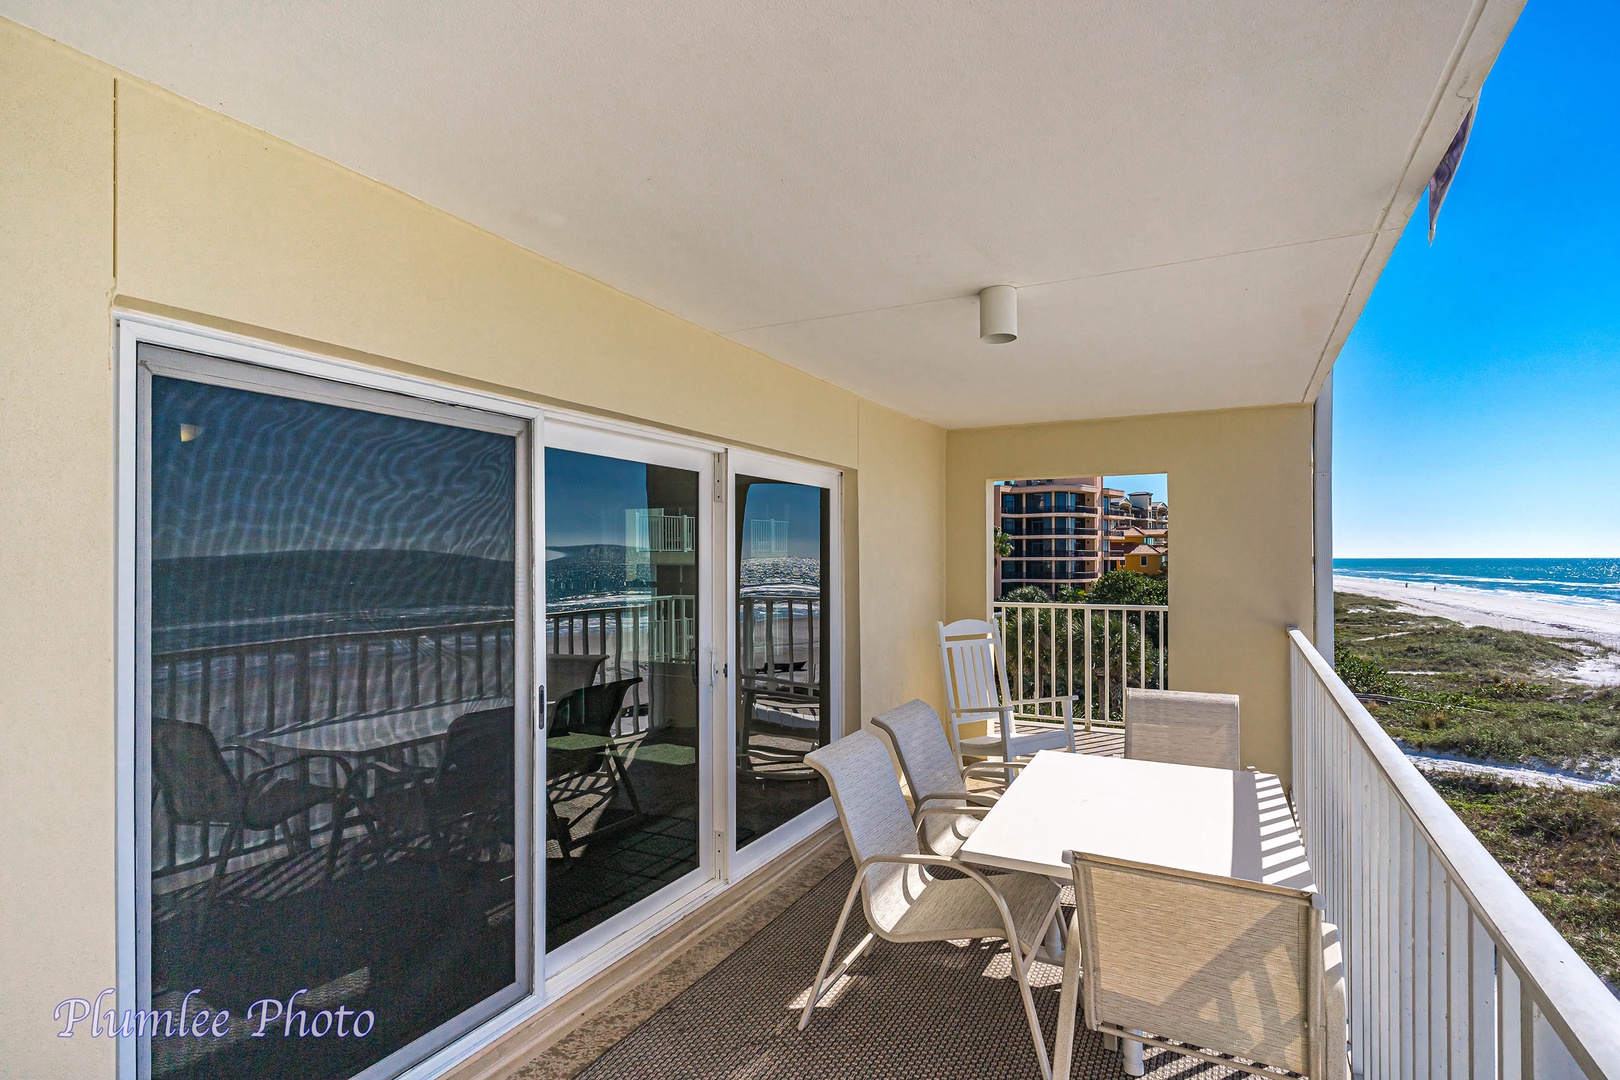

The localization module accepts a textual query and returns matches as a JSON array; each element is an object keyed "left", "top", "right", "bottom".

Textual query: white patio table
[{"left": 957, "top": 749, "right": 1313, "bottom": 1077}]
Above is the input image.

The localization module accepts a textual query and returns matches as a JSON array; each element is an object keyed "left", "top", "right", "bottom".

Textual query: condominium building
[{"left": 995, "top": 478, "right": 1168, "bottom": 596}]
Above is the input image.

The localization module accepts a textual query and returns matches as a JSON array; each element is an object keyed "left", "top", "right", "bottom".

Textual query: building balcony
[{"left": 516, "top": 621, "right": 1620, "bottom": 1080}]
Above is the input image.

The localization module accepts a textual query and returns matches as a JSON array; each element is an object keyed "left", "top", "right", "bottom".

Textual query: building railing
[
  {"left": 1289, "top": 628, "right": 1620, "bottom": 1080},
  {"left": 738, "top": 595, "right": 821, "bottom": 701},
  {"left": 991, "top": 601, "right": 1168, "bottom": 727},
  {"left": 153, "top": 619, "right": 516, "bottom": 747},
  {"left": 151, "top": 618, "right": 516, "bottom": 878},
  {"left": 548, "top": 595, "right": 698, "bottom": 728}
]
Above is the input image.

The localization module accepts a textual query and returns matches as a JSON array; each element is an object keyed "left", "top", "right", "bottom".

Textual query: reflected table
[
  {"left": 957, "top": 751, "right": 1312, "bottom": 1077},
  {"left": 248, "top": 696, "right": 515, "bottom": 756}
]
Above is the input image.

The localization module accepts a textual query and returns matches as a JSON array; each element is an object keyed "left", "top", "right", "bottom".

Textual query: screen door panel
[{"left": 140, "top": 347, "right": 527, "bottom": 1080}]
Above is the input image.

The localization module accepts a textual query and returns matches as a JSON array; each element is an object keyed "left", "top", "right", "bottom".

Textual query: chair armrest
[
  {"left": 912, "top": 804, "right": 991, "bottom": 829},
  {"left": 913, "top": 791, "right": 997, "bottom": 811},
  {"left": 218, "top": 742, "right": 273, "bottom": 771},
  {"left": 242, "top": 751, "right": 355, "bottom": 800},
  {"left": 961, "top": 760, "right": 1030, "bottom": 782},
  {"left": 853, "top": 851, "right": 1035, "bottom": 947}
]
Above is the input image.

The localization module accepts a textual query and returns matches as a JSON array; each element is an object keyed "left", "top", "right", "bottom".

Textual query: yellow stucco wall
[
  {"left": 946, "top": 405, "right": 1317, "bottom": 780},
  {"left": 0, "top": 23, "right": 119, "bottom": 1080},
  {"left": 0, "top": 20, "right": 946, "bottom": 1075}
]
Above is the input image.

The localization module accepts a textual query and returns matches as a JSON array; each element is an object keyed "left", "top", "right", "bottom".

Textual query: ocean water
[{"left": 1334, "top": 558, "right": 1620, "bottom": 607}]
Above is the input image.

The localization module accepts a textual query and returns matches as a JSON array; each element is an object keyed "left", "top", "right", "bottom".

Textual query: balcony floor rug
[{"left": 568, "top": 859, "right": 1238, "bottom": 1080}]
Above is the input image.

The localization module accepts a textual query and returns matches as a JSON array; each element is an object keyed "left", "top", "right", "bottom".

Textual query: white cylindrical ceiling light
[{"left": 979, "top": 285, "right": 1017, "bottom": 344}]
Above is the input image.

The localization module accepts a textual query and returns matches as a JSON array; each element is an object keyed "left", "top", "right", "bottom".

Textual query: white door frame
[
  {"left": 114, "top": 313, "right": 546, "bottom": 1080},
  {"left": 536, "top": 419, "right": 723, "bottom": 981},
  {"left": 725, "top": 450, "right": 843, "bottom": 883}
]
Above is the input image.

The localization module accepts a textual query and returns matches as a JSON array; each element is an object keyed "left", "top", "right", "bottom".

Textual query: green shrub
[
  {"left": 1333, "top": 646, "right": 1409, "bottom": 698},
  {"left": 1085, "top": 569, "right": 1168, "bottom": 606}
]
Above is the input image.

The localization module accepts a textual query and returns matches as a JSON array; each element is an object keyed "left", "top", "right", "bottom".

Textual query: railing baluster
[
  {"left": 1102, "top": 610, "right": 1111, "bottom": 725},
  {"left": 1498, "top": 961, "right": 1522, "bottom": 1080},
  {"left": 1470, "top": 914, "right": 1496, "bottom": 1079},
  {"left": 1432, "top": 850, "right": 1451, "bottom": 1080},
  {"left": 1402, "top": 812, "right": 1417, "bottom": 1080},
  {"left": 1084, "top": 609, "right": 1093, "bottom": 726},
  {"left": 1415, "top": 840, "right": 1432, "bottom": 1077},
  {"left": 1449, "top": 879, "right": 1470, "bottom": 1077},
  {"left": 199, "top": 656, "right": 212, "bottom": 731},
  {"left": 233, "top": 653, "right": 246, "bottom": 739}
]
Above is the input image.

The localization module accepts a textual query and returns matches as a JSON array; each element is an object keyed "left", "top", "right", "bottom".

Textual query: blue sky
[
  {"left": 1333, "top": 1, "right": 1620, "bottom": 558},
  {"left": 1105, "top": 474, "right": 1168, "bottom": 503}
]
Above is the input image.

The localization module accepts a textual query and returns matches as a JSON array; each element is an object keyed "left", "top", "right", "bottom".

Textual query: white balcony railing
[
  {"left": 991, "top": 601, "right": 1168, "bottom": 727},
  {"left": 1290, "top": 628, "right": 1620, "bottom": 1080}
]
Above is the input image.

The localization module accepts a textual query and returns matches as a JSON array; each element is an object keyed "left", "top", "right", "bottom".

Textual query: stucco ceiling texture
[{"left": 8, "top": 1, "right": 1517, "bottom": 426}]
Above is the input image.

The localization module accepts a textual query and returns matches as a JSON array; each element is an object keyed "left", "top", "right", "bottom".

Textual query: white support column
[{"left": 1313, "top": 373, "right": 1334, "bottom": 657}]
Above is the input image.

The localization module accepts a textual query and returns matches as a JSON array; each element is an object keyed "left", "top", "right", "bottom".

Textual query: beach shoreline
[{"left": 1335, "top": 574, "right": 1620, "bottom": 684}]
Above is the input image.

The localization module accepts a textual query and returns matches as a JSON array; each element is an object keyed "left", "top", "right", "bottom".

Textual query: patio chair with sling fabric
[
  {"left": 1055, "top": 849, "right": 1347, "bottom": 1080},
  {"left": 1123, "top": 687, "right": 1242, "bottom": 771},
  {"left": 801, "top": 729, "right": 1064, "bottom": 1080},
  {"left": 869, "top": 697, "right": 1029, "bottom": 858}
]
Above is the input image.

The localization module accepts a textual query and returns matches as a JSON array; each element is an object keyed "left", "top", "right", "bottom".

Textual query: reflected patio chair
[
  {"left": 1123, "top": 688, "right": 1241, "bottom": 771},
  {"left": 1055, "top": 850, "right": 1346, "bottom": 1080},
  {"left": 547, "top": 678, "right": 644, "bottom": 854},
  {"left": 341, "top": 707, "right": 515, "bottom": 868},
  {"left": 151, "top": 717, "right": 354, "bottom": 920},
  {"left": 737, "top": 696, "right": 823, "bottom": 782},
  {"left": 938, "top": 618, "right": 1075, "bottom": 770},
  {"left": 801, "top": 730, "right": 1063, "bottom": 1080},
  {"left": 869, "top": 697, "right": 1025, "bottom": 857},
  {"left": 425, "top": 707, "right": 515, "bottom": 861},
  {"left": 544, "top": 652, "right": 607, "bottom": 725}
]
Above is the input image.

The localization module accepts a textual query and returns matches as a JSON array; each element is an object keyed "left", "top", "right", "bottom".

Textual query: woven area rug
[{"left": 573, "top": 860, "right": 1236, "bottom": 1079}]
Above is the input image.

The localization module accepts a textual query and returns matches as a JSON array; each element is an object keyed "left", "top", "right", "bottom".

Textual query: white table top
[{"left": 958, "top": 750, "right": 1312, "bottom": 890}]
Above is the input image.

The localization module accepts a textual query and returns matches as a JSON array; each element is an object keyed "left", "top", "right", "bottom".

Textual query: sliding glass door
[
  {"left": 730, "top": 453, "right": 839, "bottom": 862},
  {"left": 124, "top": 322, "right": 839, "bottom": 1080},
  {"left": 541, "top": 424, "right": 716, "bottom": 966},
  {"left": 137, "top": 345, "right": 531, "bottom": 1080}
]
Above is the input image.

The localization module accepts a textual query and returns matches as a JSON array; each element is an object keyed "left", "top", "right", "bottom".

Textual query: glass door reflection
[
  {"left": 544, "top": 446, "right": 705, "bottom": 949},
  {"left": 734, "top": 477, "right": 830, "bottom": 848},
  {"left": 141, "top": 347, "right": 527, "bottom": 1080}
]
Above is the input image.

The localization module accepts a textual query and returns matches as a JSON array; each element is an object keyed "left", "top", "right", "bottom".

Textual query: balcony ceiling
[{"left": 10, "top": 1, "right": 1521, "bottom": 427}]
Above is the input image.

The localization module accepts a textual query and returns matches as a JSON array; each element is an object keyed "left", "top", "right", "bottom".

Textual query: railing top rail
[
  {"left": 1288, "top": 627, "right": 1620, "bottom": 1078},
  {"left": 993, "top": 601, "right": 1169, "bottom": 613}
]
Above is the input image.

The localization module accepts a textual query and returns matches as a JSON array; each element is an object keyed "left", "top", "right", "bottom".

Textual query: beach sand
[{"left": 1335, "top": 574, "right": 1620, "bottom": 685}]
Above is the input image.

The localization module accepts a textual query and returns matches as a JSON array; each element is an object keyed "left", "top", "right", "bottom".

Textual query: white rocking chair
[{"left": 938, "top": 618, "right": 1076, "bottom": 769}]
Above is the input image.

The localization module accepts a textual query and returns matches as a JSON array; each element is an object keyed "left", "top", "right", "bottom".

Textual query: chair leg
[
  {"left": 608, "top": 755, "right": 642, "bottom": 815},
  {"left": 1011, "top": 936, "right": 1054, "bottom": 1080},
  {"left": 545, "top": 799, "right": 573, "bottom": 866},
  {"left": 998, "top": 904, "right": 1055, "bottom": 1080},
  {"left": 798, "top": 872, "right": 869, "bottom": 1032},
  {"left": 198, "top": 823, "right": 241, "bottom": 940},
  {"left": 1053, "top": 908, "right": 1083, "bottom": 1080},
  {"left": 323, "top": 794, "right": 352, "bottom": 881}
]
